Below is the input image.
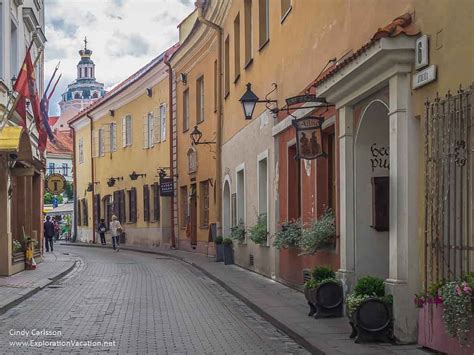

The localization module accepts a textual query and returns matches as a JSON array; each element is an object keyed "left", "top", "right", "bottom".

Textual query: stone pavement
[
  {"left": 63, "top": 242, "right": 433, "bottom": 355},
  {"left": 0, "top": 245, "right": 307, "bottom": 354},
  {"left": 0, "top": 250, "right": 77, "bottom": 316}
]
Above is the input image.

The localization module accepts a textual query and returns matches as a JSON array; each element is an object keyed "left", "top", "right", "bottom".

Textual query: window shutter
[
  {"left": 113, "top": 191, "right": 120, "bottom": 219},
  {"left": 94, "top": 194, "right": 101, "bottom": 226},
  {"left": 127, "top": 116, "right": 133, "bottom": 146},
  {"left": 143, "top": 185, "right": 150, "bottom": 222},
  {"left": 110, "top": 123, "right": 117, "bottom": 152},
  {"left": 154, "top": 182, "right": 160, "bottom": 221},
  {"left": 160, "top": 104, "right": 166, "bottom": 142},
  {"left": 120, "top": 190, "right": 126, "bottom": 223},
  {"left": 153, "top": 107, "right": 161, "bottom": 143},
  {"left": 122, "top": 116, "right": 127, "bottom": 147},
  {"left": 83, "top": 199, "right": 88, "bottom": 226},
  {"left": 103, "top": 124, "right": 111, "bottom": 153},
  {"left": 131, "top": 187, "right": 137, "bottom": 223},
  {"left": 143, "top": 115, "right": 148, "bottom": 149},
  {"left": 77, "top": 200, "right": 82, "bottom": 226},
  {"left": 92, "top": 129, "right": 99, "bottom": 157}
]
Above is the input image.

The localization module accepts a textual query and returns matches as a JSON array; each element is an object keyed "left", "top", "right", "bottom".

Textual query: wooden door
[{"left": 189, "top": 184, "right": 197, "bottom": 245}]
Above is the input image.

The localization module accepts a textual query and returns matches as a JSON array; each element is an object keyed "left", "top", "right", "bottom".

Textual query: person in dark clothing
[
  {"left": 98, "top": 219, "right": 107, "bottom": 245},
  {"left": 44, "top": 216, "right": 55, "bottom": 252}
]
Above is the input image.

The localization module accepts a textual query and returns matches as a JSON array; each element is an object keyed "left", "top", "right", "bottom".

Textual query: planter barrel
[
  {"left": 215, "top": 244, "right": 224, "bottom": 262},
  {"left": 418, "top": 303, "right": 474, "bottom": 354},
  {"left": 223, "top": 244, "right": 234, "bottom": 265},
  {"left": 304, "top": 288, "right": 317, "bottom": 316},
  {"left": 349, "top": 298, "right": 393, "bottom": 343},
  {"left": 313, "top": 281, "right": 343, "bottom": 318}
]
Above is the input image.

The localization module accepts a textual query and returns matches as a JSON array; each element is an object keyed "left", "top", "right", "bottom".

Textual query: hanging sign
[
  {"left": 45, "top": 173, "right": 66, "bottom": 195},
  {"left": 285, "top": 94, "right": 327, "bottom": 107},
  {"left": 292, "top": 116, "right": 326, "bottom": 160},
  {"left": 159, "top": 177, "right": 174, "bottom": 197}
]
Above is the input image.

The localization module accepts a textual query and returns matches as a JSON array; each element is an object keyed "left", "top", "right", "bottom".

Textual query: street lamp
[
  {"left": 190, "top": 125, "right": 215, "bottom": 145},
  {"left": 239, "top": 83, "right": 277, "bottom": 120},
  {"left": 292, "top": 116, "right": 326, "bottom": 160},
  {"left": 107, "top": 176, "right": 123, "bottom": 187},
  {"left": 129, "top": 171, "right": 146, "bottom": 180}
]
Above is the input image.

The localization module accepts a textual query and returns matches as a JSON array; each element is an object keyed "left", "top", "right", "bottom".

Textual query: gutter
[
  {"left": 164, "top": 54, "right": 177, "bottom": 249},
  {"left": 86, "top": 114, "right": 96, "bottom": 244},
  {"left": 196, "top": 1, "right": 223, "bottom": 237},
  {"left": 71, "top": 128, "right": 78, "bottom": 242}
]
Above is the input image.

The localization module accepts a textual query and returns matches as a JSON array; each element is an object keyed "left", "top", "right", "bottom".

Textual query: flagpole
[{"left": 0, "top": 31, "right": 41, "bottom": 130}]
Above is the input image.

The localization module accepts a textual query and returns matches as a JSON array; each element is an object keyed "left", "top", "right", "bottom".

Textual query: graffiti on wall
[{"left": 370, "top": 143, "right": 389, "bottom": 172}]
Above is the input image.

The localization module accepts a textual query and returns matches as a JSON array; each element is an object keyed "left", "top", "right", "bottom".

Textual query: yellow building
[
  {"left": 69, "top": 45, "right": 178, "bottom": 246},
  {"left": 169, "top": 3, "right": 228, "bottom": 253}
]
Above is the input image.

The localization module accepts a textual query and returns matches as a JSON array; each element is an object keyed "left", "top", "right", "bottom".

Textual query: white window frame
[
  {"left": 257, "top": 150, "right": 269, "bottom": 246},
  {"left": 148, "top": 112, "right": 154, "bottom": 148},
  {"left": 78, "top": 138, "right": 84, "bottom": 164},
  {"left": 122, "top": 114, "right": 132, "bottom": 147},
  {"left": 197, "top": 76, "right": 204, "bottom": 123},
  {"left": 98, "top": 128, "right": 105, "bottom": 156},
  {"left": 235, "top": 163, "right": 246, "bottom": 226},
  {"left": 183, "top": 89, "right": 189, "bottom": 132},
  {"left": 160, "top": 104, "right": 166, "bottom": 142},
  {"left": 110, "top": 122, "right": 117, "bottom": 152}
]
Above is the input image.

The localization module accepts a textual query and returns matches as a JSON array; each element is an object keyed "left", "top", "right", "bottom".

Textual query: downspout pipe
[
  {"left": 86, "top": 114, "right": 96, "bottom": 244},
  {"left": 196, "top": 1, "right": 223, "bottom": 237},
  {"left": 164, "top": 54, "right": 177, "bottom": 249},
  {"left": 71, "top": 128, "right": 78, "bottom": 242}
]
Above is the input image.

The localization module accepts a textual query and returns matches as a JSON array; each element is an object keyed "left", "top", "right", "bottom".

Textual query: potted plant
[
  {"left": 298, "top": 209, "right": 336, "bottom": 255},
  {"left": 222, "top": 238, "right": 234, "bottom": 265},
  {"left": 214, "top": 236, "right": 224, "bottom": 262},
  {"left": 230, "top": 221, "right": 246, "bottom": 244},
  {"left": 417, "top": 275, "right": 474, "bottom": 353},
  {"left": 346, "top": 276, "right": 393, "bottom": 343},
  {"left": 248, "top": 214, "right": 268, "bottom": 246},
  {"left": 273, "top": 220, "right": 302, "bottom": 250},
  {"left": 303, "top": 266, "right": 343, "bottom": 318}
]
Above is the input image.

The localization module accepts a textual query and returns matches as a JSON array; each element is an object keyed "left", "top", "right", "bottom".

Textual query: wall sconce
[
  {"left": 129, "top": 171, "right": 146, "bottom": 180},
  {"left": 190, "top": 125, "right": 216, "bottom": 145},
  {"left": 86, "top": 181, "right": 100, "bottom": 192},
  {"left": 109, "top": 109, "right": 115, "bottom": 117},
  {"left": 146, "top": 88, "right": 152, "bottom": 97},
  {"left": 107, "top": 176, "right": 123, "bottom": 187},
  {"left": 180, "top": 73, "right": 187, "bottom": 85},
  {"left": 239, "top": 83, "right": 278, "bottom": 120},
  {"left": 292, "top": 116, "right": 326, "bottom": 160}
]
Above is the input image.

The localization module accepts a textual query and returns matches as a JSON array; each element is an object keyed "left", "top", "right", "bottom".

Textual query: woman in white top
[{"left": 109, "top": 215, "right": 122, "bottom": 251}]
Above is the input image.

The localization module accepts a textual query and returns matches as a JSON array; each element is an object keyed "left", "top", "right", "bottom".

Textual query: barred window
[{"left": 200, "top": 180, "right": 210, "bottom": 228}]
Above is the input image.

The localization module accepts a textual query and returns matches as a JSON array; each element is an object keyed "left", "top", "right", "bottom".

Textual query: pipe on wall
[{"left": 86, "top": 114, "right": 96, "bottom": 243}]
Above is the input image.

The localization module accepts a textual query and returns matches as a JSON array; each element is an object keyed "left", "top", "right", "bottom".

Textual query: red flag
[{"left": 12, "top": 49, "right": 47, "bottom": 152}]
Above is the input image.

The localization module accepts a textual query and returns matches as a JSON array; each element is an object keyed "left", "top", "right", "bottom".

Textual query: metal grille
[
  {"left": 424, "top": 84, "right": 473, "bottom": 288},
  {"left": 249, "top": 254, "right": 254, "bottom": 267}
]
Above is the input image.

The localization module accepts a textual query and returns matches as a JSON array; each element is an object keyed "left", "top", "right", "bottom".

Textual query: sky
[{"left": 44, "top": 0, "right": 195, "bottom": 116}]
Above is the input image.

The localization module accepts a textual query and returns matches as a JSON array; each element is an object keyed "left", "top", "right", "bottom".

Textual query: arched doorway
[
  {"left": 223, "top": 178, "right": 231, "bottom": 237},
  {"left": 354, "top": 100, "right": 390, "bottom": 280}
]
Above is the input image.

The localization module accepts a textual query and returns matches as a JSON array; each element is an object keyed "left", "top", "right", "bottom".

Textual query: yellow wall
[
  {"left": 222, "top": 0, "right": 413, "bottom": 142},
  {"left": 173, "top": 30, "right": 219, "bottom": 250},
  {"left": 73, "top": 72, "right": 171, "bottom": 245}
]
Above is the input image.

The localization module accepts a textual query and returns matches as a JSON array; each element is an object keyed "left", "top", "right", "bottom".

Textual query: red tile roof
[
  {"left": 315, "top": 13, "right": 419, "bottom": 87},
  {"left": 46, "top": 130, "right": 73, "bottom": 155},
  {"left": 68, "top": 44, "right": 179, "bottom": 126}
]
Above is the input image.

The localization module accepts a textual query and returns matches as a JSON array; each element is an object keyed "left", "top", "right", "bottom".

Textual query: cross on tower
[{"left": 84, "top": 36, "right": 88, "bottom": 50}]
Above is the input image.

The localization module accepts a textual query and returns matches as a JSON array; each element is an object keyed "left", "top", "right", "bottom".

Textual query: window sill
[
  {"left": 234, "top": 74, "right": 241, "bottom": 85},
  {"left": 244, "top": 58, "right": 253, "bottom": 70},
  {"left": 200, "top": 225, "right": 209, "bottom": 230},
  {"left": 183, "top": 128, "right": 189, "bottom": 133},
  {"left": 258, "top": 38, "right": 270, "bottom": 52},
  {"left": 280, "top": 5, "right": 292, "bottom": 24},
  {"left": 224, "top": 91, "right": 230, "bottom": 100},
  {"left": 197, "top": 119, "right": 204, "bottom": 125}
]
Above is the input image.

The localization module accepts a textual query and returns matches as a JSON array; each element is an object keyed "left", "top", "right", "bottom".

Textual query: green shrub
[
  {"left": 222, "top": 238, "right": 233, "bottom": 246},
  {"left": 312, "top": 266, "right": 335, "bottom": 283},
  {"left": 230, "top": 221, "right": 246, "bottom": 243},
  {"left": 214, "top": 236, "right": 223, "bottom": 245},
  {"left": 304, "top": 279, "right": 318, "bottom": 289},
  {"left": 249, "top": 214, "right": 268, "bottom": 245},
  {"left": 353, "top": 276, "right": 385, "bottom": 297},
  {"left": 273, "top": 220, "right": 302, "bottom": 249},
  {"left": 298, "top": 209, "right": 336, "bottom": 255}
]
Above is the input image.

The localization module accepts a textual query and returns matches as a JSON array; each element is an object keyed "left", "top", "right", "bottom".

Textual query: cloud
[{"left": 44, "top": 0, "right": 195, "bottom": 116}]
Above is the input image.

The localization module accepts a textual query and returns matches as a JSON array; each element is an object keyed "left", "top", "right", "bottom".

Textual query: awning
[
  {"left": 45, "top": 203, "right": 74, "bottom": 216},
  {"left": 0, "top": 126, "right": 23, "bottom": 152}
]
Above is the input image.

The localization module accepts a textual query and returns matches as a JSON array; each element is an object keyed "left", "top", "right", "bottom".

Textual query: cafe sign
[
  {"left": 46, "top": 173, "right": 67, "bottom": 195},
  {"left": 292, "top": 116, "right": 326, "bottom": 160},
  {"left": 159, "top": 177, "right": 174, "bottom": 197}
]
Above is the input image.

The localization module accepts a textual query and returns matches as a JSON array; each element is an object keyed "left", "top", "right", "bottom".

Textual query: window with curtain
[
  {"left": 258, "top": 0, "right": 269, "bottom": 48},
  {"left": 196, "top": 77, "right": 204, "bottom": 123},
  {"left": 183, "top": 89, "right": 189, "bottom": 131}
]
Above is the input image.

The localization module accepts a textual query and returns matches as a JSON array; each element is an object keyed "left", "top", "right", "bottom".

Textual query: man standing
[
  {"left": 44, "top": 216, "right": 54, "bottom": 252},
  {"left": 98, "top": 219, "right": 107, "bottom": 245},
  {"left": 109, "top": 215, "right": 122, "bottom": 252}
]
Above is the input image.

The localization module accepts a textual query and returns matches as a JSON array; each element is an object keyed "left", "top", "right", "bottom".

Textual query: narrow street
[{"left": 0, "top": 246, "right": 307, "bottom": 354}]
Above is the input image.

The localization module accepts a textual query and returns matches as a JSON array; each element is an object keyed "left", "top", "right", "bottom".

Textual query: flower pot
[
  {"left": 313, "top": 281, "right": 343, "bottom": 318},
  {"left": 215, "top": 244, "right": 224, "bottom": 262},
  {"left": 349, "top": 298, "right": 394, "bottom": 343},
  {"left": 223, "top": 244, "right": 234, "bottom": 265},
  {"left": 418, "top": 303, "right": 474, "bottom": 354}
]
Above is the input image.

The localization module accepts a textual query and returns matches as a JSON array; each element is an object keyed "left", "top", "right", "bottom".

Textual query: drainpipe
[
  {"left": 164, "top": 54, "right": 177, "bottom": 249},
  {"left": 196, "top": 0, "right": 223, "bottom": 237},
  {"left": 87, "top": 114, "right": 96, "bottom": 244},
  {"left": 71, "top": 128, "right": 78, "bottom": 242}
]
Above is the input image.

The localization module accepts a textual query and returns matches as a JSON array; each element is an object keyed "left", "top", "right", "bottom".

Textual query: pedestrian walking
[
  {"left": 109, "top": 215, "right": 122, "bottom": 251},
  {"left": 43, "top": 216, "right": 55, "bottom": 252},
  {"left": 98, "top": 219, "right": 107, "bottom": 245}
]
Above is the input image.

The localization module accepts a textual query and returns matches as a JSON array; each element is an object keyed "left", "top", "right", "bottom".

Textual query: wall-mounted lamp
[
  {"left": 86, "top": 181, "right": 100, "bottom": 192},
  {"left": 190, "top": 125, "right": 216, "bottom": 145},
  {"left": 109, "top": 110, "right": 115, "bottom": 117},
  {"left": 107, "top": 176, "right": 123, "bottom": 187},
  {"left": 180, "top": 73, "right": 187, "bottom": 85},
  {"left": 11, "top": 75, "right": 17, "bottom": 88},
  {"left": 146, "top": 88, "right": 152, "bottom": 97},
  {"left": 129, "top": 171, "right": 146, "bottom": 180},
  {"left": 239, "top": 83, "right": 278, "bottom": 120}
]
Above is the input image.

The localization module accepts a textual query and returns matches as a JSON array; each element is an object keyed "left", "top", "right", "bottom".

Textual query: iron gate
[{"left": 424, "top": 85, "right": 473, "bottom": 288}]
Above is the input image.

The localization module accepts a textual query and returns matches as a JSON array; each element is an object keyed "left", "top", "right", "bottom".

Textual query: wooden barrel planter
[
  {"left": 215, "top": 244, "right": 224, "bottom": 262},
  {"left": 349, "top": 298, "right": 394, "bottom": 343},
  {"left": 304, "top": 281, "right": 343, "bottom": 318},
  {"left": 223, "top": 244, "right": 234, "bottom": 265}
]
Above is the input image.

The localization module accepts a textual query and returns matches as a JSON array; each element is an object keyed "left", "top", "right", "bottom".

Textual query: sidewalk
[
  {"left": 62, "top": 242, "right": 430, "bottom": 355},
  {"left": 0, "top": 249, "right": 77, "bottom": 316}
]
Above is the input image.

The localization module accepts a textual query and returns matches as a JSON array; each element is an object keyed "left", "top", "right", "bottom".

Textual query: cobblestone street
[{"left": 0, "top": 246, "right": 308, "bottom": 354}]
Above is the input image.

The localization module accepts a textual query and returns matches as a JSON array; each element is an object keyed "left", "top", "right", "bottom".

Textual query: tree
[
  {"left": 44, "top": 192, "right": 63, "bottom": 205},
  {"left": 64, "top": 182, "right": 74, "bottom": 200}
]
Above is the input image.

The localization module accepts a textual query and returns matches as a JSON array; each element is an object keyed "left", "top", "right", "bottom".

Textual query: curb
[
  {"left": 61, "top": 243, "right": 322, "bottom": 354},
  {"left": 0, "top": 260, "right": 78, "bottom": 316}
]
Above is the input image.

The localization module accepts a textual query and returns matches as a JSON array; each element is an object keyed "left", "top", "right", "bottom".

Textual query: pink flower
[
  {"left": 456, "top": 285, "right": 462, "bottom": 296},
  {"left": 433, "top": 295, "right": 443, "bottom": 304},
  {"left": 463, "top": 286, "right": 472, "bottom": 295}
]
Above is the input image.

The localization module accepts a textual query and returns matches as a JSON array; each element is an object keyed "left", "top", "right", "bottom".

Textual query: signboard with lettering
[
  {"left": 285, "top": 94, "right": 327, "bottom": 107},
  {"left": 415, "top": 35, "right": 429, "bottom": 70},
  {"left": 159, "top": 177, "right": 174, "bottom": 197},
  {"left": 292, "top": 116, "right": 325, "bottom": 160},
  {"left": 413, "top": 65, "right": 437, "bottom": 89},
  {"left": 45, "top": 173, "right": 67, "bottom": 195}
]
